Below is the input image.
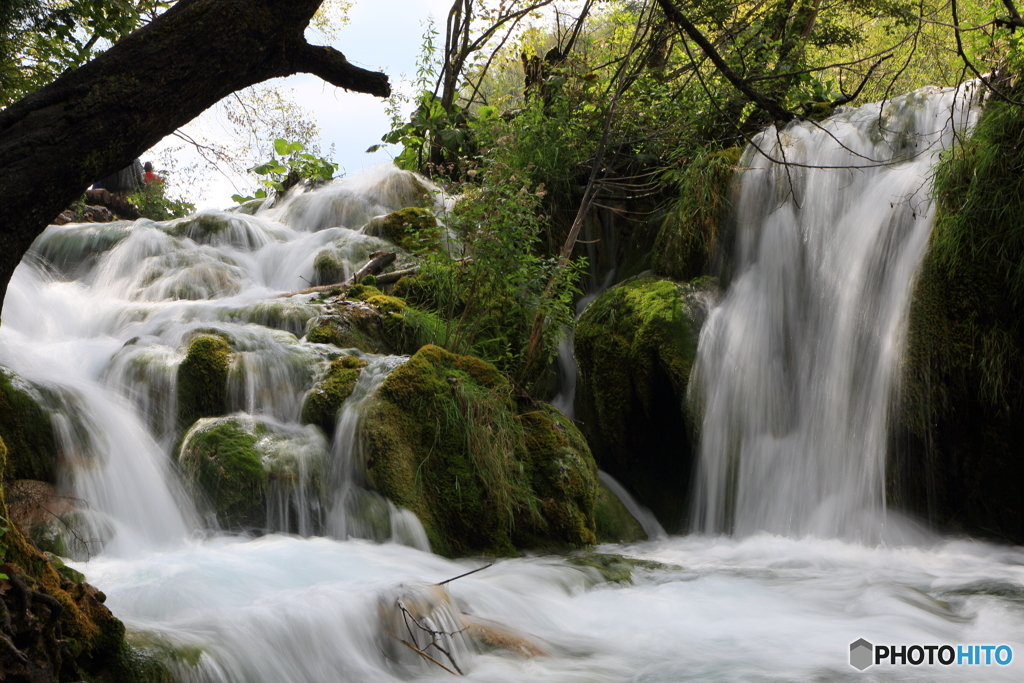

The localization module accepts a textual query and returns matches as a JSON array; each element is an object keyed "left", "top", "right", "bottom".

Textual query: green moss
[
  {"left": 0, "top": 368, "right": 58, "bottom": 483},
  {"left": 576, "top": 278, "right": 697, "bottom": 436},
  {"left": 517, "top": 404, "right": 597, "bottom": 548},
  {"left": 177, "top": 418, "right": 266, "bottom": 529},
  {"left": 363, "top": 345, "right": 598, "bottom": 557},
  {"left": 895, "top": 82, "right": 1024, "bottom": 541},
  {"left": 367, "top": 207, "right": 442, "bottom": 254},
  {"left": 566, "top": 551, "right": 672, "bottom": 584},
  {"left": 177, "top": 335, "right": 231, "bottom": 429},
  {"left": 594, "top": 481, "right": 647, "bottom": 543},
  {"left": 652, "top": 147, "right": 741, "bottom": 281},
  {"left": 306, "top": 291, "right": 443, "bottom": 356},
  {"left": 574, "top": 277, "right": 702, "bottom": 530},
  {"left": 300, "top": 356, "right": 368, "bottom": 437}
]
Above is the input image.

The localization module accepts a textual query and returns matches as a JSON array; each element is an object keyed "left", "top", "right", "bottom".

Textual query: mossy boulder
[
  {"left": 363, "top": 345, "right": 598, "bottom": 557},
  {"left": 177, "top": 417, "right": 328, "bottom": 532},
  {"left": 594, "top": 480, "right": 647, "bottom": 543},
  {"left": 178, "top": 417, "right": 267, "bottom": 529},
  {"left": 652, "top": 147, "right": 741, "bottom": 282},
  {"left": 312, "top": 248, "right": 345, "bottom": 286},
  {"left": 300, "top": 355, "right": 368, "bottom": 438},
  {"left": 574, "top": 277, "right": 705, "bottom": 531},
  {"left": 177, "top": 335, "right": 231, "bottom": 429},
  {"left": 0, "top": 368, "right": 59, "bottom": 483},
  {"left": 365, "top": 207, "right": 442, "bottom": 254},
  {"left": 305, "top": 286, "right": 441, "bottom": 355},
  {"left": 892, "top": 88, "right": 1024, "bottom": 543},
  {"left": 0, "top": 436, "right": 173, "bottom": 682}
]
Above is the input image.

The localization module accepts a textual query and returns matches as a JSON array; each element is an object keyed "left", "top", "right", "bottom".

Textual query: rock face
[
  {"left": 893, "top": 91, "right": 1024, "bottom": 542},
  {"left": 574, "top": 277, "right": 706, "bottom": 531},
  {"left": 362, "top": 345, "right": 599, "bottom": 557}
]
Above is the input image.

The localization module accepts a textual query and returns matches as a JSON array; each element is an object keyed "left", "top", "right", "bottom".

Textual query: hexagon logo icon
[{"left": 850, "top": 638, "right": 874, "bottom": 670}]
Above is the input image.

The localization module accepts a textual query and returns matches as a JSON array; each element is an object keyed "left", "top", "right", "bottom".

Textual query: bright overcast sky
[{"left": 153, "top": 0, "right": 456, "bottom": 210}]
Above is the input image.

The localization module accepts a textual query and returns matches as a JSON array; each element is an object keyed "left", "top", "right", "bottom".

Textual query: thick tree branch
[{"left": 291, "top": 44, "right": 391, "bottom": 96}]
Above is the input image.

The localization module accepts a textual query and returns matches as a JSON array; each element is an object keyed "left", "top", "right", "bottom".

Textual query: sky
[{"left": 152, "top": 0, "right": 456, "bottom": 210}]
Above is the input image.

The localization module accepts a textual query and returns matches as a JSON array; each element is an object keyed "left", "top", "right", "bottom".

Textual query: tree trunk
[{"left": 0, "top": 0, "right": 390, "bottom": 310}]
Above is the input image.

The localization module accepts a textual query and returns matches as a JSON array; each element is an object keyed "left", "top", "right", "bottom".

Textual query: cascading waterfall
[
  {"left": 1, "top": 165, "right": 439, "bottom": 552},
  {"left": 691, "top": 84, "right": 983, "bottom": 540},
  {"left": 4, "top": 149, "right": 1024, "bottom": 682}
]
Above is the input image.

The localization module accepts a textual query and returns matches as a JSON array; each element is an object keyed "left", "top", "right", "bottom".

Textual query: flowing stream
[{"left": 2, "top": 100, "right": 1024, "bottom": 681}]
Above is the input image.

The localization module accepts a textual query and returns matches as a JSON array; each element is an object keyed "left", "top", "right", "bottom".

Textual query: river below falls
[{"left": 70, "top": 532, "right": 1024, "bottom": 681}]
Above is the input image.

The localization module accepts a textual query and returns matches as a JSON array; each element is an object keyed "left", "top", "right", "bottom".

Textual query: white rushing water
[
  {"left": 691, "top": 84, "right": 983, "bottom": 541},
  {"left": 2, "top": 136, "right": 1023, "bottom": 681}
]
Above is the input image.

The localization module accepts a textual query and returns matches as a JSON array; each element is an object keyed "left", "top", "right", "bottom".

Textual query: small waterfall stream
[{"left": 2, "top": 134, "right": 1024, "bottom": 680}]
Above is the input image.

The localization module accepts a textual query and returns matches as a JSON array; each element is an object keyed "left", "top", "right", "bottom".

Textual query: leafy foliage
[
  {"left": 0, "top": 0, "right": 171, "bottom": 106},
  {"left": 231, "top": 138, "right": 338, "bottom": 203}
]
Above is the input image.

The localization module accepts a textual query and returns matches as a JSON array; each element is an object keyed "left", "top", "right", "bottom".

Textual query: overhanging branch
[{"left": 291, "top": 43, "right": 391, "bottom": 97}]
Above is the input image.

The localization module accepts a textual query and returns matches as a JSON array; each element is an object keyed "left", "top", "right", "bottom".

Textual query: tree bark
[{"left": 0, "top": 0, "right": 390, "bottom": 310}]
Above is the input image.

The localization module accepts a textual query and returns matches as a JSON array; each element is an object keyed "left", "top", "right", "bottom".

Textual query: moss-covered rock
[
  {"left": 178, "top": 417, "right": 266, "bottom": 529},
  {"left": 177, "top": 417, "right": 329, "bottom": 532},
  {"left": 300, "top": 355, "right": 368, "bottom": 438},
  {"left": 0, "top": 436, "right": 172, "bottom": 682},
  {"left": 516, "top": 404, "right": 597, "bottom": 549},
  {"left": 574, "top": 277, "right": 706, "bottom": 531},
  {"left": 0, "top": 368, "right": 59, "bottom": 483},
  {"left": 365, "top": 207, "right": 442, "bottom": 254},
  {"left": 893, "top": 85, "right": 1024, "bottom": 543},
  {"left": 652, "top": 147, "right": 741, "bottom": 282},
  {"left": 594, "top": 480, "right": 647, "bottom": 543},
  {"left": 363, "top": 345, "right": 598, "bottom": 557},
  {"left": 177, "top": 335, "right": 231, "bottom": 429},
  {"left": 565, "top": 551, "right": 672, "bottom": 584},
  {"left": 305, "top": 287, "right": 441, "bottom": 356},
  {"left": 312, "top": 248, "right": 345, "bottom": 286}
]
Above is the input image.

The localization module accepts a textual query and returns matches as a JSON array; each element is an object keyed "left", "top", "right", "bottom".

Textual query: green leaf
[{"left": 366, "top": 144, "right": 384, "bottom": 153}]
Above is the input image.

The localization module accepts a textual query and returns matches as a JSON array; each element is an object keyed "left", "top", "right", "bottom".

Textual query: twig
[
  {"left": 437, "top": 563, "right": 492, "bottom": 585},
  {"left": 391, "top": 634, "right": 460, "bottom": 675}
]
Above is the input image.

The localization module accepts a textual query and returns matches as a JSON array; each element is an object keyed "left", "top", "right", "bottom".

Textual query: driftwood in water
[
  {"left": 279, "top": 251, "right": 397, "bottom": 298},
  {"left": 350, "top": 251, "right": 397, "bottom": 284}
]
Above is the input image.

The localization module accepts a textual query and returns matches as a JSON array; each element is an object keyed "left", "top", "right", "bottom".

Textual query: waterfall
[{"left": 691, "top": 84, "right": 982, "bottom": 540}]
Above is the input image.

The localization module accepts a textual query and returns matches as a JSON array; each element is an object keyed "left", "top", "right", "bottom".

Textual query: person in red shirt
[{"left": 143, "top": 161, "right": 163, "bottom": 184}]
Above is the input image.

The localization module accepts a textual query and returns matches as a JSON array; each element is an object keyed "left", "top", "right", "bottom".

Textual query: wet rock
[{"left": 574, "top": 276, "right": 710, "bottom": 531}]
